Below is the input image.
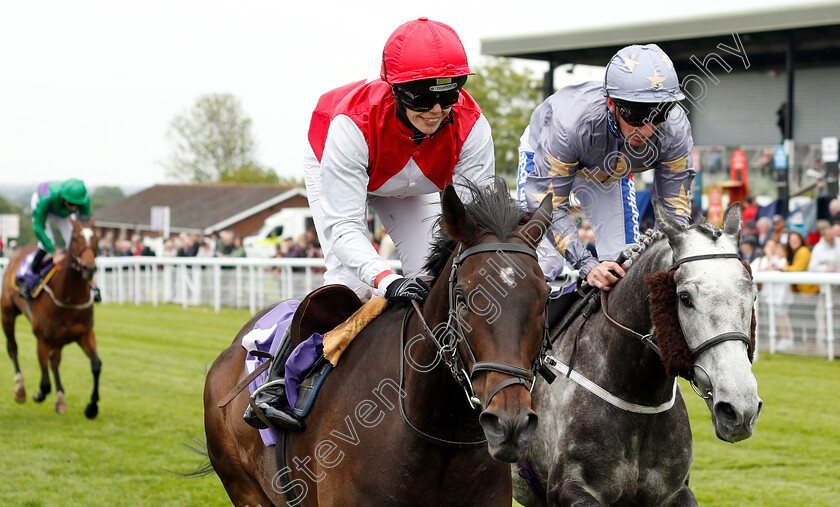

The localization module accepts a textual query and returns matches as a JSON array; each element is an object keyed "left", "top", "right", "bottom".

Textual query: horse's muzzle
[
  {"left": 479, "top": 408, "right": 538, "bottom": 462},
  {"left": 712, "top": 397, "right": 763, "bottom": 443},
  {"left": 82, "top": 265, "right": 97, "bottom": 281}
]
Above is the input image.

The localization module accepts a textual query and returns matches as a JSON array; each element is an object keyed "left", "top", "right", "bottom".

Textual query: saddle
[{"left": 14, "top": 254, "right": 57, "bottom": 300}]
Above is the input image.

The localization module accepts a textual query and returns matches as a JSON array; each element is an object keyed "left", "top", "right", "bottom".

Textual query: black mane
[{"left": 423, "top": 178, "right": 527, "bottom": 282}]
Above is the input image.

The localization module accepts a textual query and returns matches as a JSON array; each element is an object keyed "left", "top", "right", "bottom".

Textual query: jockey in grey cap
[{"left": 516, "top": 43, "right": 695, "bottom": 292}]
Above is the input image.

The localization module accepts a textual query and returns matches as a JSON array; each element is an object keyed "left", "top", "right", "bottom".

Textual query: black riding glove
[{"left": 384, "top": 276, "right": 430, "bottom": 303}]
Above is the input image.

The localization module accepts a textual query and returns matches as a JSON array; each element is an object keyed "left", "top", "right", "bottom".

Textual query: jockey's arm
[
  {"left": 320, "top": 116, "right": 395, "bottom": 291},
  {"left": 31, "top": 198, "right": 55, "bottom": 253}
]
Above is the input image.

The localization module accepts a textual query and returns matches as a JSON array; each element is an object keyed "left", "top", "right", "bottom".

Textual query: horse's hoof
[
  {"left": 33, "top": 392, "right": 46, "bottom": 403},
  {"left": 84, "top": 403, "right": 98, "bottom": 419},
  {"left": 13, "top": 374, "right": 25, "bottom": 404},
  {"left": 54, "top": 392, "right": 67, "bottom": 414}
]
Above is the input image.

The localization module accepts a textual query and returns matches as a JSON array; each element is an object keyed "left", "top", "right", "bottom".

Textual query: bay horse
[
  {"left": 204, "top": 182, "right": 554, "bottom": 506},
  {"left": 512, "top": 202, "right": 762, "bottom": 506},
  {"left": 1, "top": 217, "right": 101, "bottom": 418}
]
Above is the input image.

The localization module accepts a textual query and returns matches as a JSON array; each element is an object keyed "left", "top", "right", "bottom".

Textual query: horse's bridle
[
  {"left": 397, "top": 240, "right": 549, "bottom": 448},
  {"left": 602, "top": 252, "right": 753, "bottom": 399},
  {"left": 67, "top": 229, "right": 97, "bottom": 277},
  {"left": 413, "top": 241, "right": 544, "bottom": 411}
]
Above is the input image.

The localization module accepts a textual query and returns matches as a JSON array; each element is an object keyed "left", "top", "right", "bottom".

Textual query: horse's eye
[
  {"left": 455, "top": 290, "right": 467, "bottom": 307},
  {"left": 679, "top": 292, "right": 693, "bottom": 308}
]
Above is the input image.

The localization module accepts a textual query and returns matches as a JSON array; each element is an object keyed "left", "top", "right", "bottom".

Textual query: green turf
[{"left": 1, "top": 304, "right": 838, "bottom": 506}]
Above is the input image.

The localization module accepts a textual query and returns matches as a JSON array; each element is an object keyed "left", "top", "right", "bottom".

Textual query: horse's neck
[{"left": 588, "top": 240, "right": 674, "bottom": 398}]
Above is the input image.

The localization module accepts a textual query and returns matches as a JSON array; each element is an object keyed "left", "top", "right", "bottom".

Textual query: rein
[{"left": 397, "top": 240, "right": 547, "bottom": 447}]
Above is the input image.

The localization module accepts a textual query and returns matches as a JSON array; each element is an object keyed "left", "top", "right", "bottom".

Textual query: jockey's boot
[
  {"left": 91, "top": 284, "right": 102, "bottom": 303},
  {"left": 243, "top": 352, "right": 305, "bottom": 432},
  {"left": 19, "top": 249, "right": 48, "bottom": 300},
  {"left": 18, "top": 281, "right": 33, "bottom": 300},
  {"left": 30, "top": 249, "right": 47, "bottom": 275}
]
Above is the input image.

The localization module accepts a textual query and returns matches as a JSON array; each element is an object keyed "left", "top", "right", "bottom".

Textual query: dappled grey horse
[{"left": 513, "top": 202, "right": 762, "bottom": 506}]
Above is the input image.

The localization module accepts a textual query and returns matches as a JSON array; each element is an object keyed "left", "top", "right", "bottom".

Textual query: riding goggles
[
  {"left": 614, "top": 99, "right": 675, "bottom": 127},
  {"left": 394, "top": 86, "right": 461, "bottom": 112}
]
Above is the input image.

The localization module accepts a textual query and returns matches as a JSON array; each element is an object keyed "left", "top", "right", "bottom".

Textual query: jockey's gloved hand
[{"left": 384, "top": 276, "right": 430, "bottom": 303}]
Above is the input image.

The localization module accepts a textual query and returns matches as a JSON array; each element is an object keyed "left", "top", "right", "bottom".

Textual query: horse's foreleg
[
  {"left": 550, "top": 481, "right": 602, "bottom": 507},
  {"left": 50, "top": 348, "right": 67, "bottom": 414},
  {"left": 2, "top": 312, "right": 25, "bottom": 403},
  {"left": 78, "top": 331, "right": 101, "bottom": 419},
  {"left": 665, "top": 484, "right": 698, "bottom": 507},
  {"left": 33, "top": 339, "right": 51, "bottom": 403}
]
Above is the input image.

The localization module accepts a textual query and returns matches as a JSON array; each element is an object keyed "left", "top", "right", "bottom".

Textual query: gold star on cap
[
  {"left": 662, "top": 156, "right": 689, "bottom": 173},
  {"left": 647, "top": 69, "right": 666, "bottom": 88},
  {"left": 661, "top": 53, "right": 673, "bottom": 69},
  {"left": 553, "top": 231, "right": 574, "bottom": 256},
  {"left": 664, "top": 185, "right": 690, "bottom": 216},
  {"left": 546, "top": 153, "right": 577, "bottom": 177},
  {"left": 622, "top": 54, "right": 640, "bottom": 72},
  {"left": 532, "top": 182, "right": 568, "bottom": 209}
]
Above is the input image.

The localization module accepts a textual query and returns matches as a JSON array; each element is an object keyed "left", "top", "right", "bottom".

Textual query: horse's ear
[
  {"left": 722, "top": 202, "right": 742, "bottom": 239},
  {"left": 441, "top": 185, "right": 477, "bottom": 242},
  {"left": 520, "top": 193, "right": 553, "bottom": 249},
  {"left": 653, "top": 200, "right": 683, "bottom": 243}
]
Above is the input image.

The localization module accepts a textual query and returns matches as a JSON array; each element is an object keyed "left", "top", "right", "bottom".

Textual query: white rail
[{"left": 0, "top": 257, "right": 836, "bottom": 360}]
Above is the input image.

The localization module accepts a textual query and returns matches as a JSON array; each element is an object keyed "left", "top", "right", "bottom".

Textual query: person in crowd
[
  {"left": 740, "top": 234, "right": 762, "bottom": 264},
  {"left": 752, "top": 239, "right": 794, "bottom": 350},
  {"left": 516, "top": 43, "right": 693, "bottom": 290},
  {"left": 247, "top": 17, "right": 496, "bottom": 430},
  {"left": 807, "top": 220, "right": 840, "bottom": 345},
  {"left": 770, "top": 214, "right": 789, "bottom": 245},
  {"left": 742, "top": 196, "right": 758, "bottom": 225},
  {"left": 756, "top": 216, "right": 773, "bottom": 248},
  {"left": 162, "top": 238, "right": 178, "bottom": 257},
  {"left": 19, "top": 178, "right": 98, "bottom": 301},
  {"left": 229, "top": 236, "right": 246, "bottom": 258},
  {"left": 808, "top": 220, "right": 840, "bottom": 274},
  {"left": 786, "top": 230, "right": 817, "bottom": 294}
]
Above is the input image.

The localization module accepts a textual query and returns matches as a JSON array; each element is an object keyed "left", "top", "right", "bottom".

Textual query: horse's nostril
[
  {"left": 478, "top": 411, "right": 505, "bottom": 439},
  {"left": 515, "top": 411, "right": 539, "bottom": 446},
  {"left": 714, "top": 401, "right": 739, "bottom": 425}
]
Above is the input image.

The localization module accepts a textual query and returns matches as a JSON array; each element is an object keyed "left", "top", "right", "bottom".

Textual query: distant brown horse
[
  {"left": 204, "top": 182, "right": 554, "bottom": 506},
  {"left": 1, "top": 217, "right": 101, "bottom": 418}
]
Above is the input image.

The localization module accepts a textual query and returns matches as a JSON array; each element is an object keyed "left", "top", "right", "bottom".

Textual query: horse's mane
[{"left": 423, "top": 178, "right": 527, "bottom": 283}]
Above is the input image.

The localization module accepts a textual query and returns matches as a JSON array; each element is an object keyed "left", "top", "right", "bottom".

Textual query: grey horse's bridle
[{"left": 602, "top": 252, "right": 753, "bottom": 399}]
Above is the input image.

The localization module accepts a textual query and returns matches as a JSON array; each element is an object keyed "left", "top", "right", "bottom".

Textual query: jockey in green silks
[{"left": 20, "top": 179, "right": 98, "bottom": 301}]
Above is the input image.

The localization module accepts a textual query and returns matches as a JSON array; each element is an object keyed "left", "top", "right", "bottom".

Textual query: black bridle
[
  {"left": 601, "top": 252, "right": 753, "bottom": 398},
  {"left": 67, "top": 228, "right": 97, "bottom": 278},
  {"left": 398, "top": 240, "right": 549, "bottom": 448}
]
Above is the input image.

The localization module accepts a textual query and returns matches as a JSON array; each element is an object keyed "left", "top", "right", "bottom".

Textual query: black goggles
[
  {"left": 614, "top": 99, "right": 675, "bottom": 127},
  {"left": 394, "top": 87, "right": 461, "bottom": 112}
]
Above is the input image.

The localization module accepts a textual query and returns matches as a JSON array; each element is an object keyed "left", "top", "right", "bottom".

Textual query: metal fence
[{"left": 0, "top": 257, "right": 836, "bottom": 361}]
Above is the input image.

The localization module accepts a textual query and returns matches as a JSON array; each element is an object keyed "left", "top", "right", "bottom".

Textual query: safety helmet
[
  {"left": 603, "top": 44, "right": 685, "bottom": 103},
  {"left": 380, "top": 17, "right": 473, "bottom": 85},
  {"left": 59, "top": 178, "right": 89, "bottom": 206}
]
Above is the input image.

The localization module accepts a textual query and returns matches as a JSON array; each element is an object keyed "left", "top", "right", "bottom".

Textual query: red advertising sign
[{"left": 730, "top": 148, "right": 749, "bottom": 193}]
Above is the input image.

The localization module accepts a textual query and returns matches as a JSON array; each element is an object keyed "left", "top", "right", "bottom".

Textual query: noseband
[{"left": 602, "top": 252, "right": 753, "bottom": 398}]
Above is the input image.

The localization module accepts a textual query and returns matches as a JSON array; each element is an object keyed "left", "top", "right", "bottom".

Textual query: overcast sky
[{"left": 0, "top": 0, "right": 822, "bottom": 189}]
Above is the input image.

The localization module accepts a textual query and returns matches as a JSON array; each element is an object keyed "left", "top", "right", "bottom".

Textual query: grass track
[{"left": 1, "top": 304, "right": 838, "bottom": 506}]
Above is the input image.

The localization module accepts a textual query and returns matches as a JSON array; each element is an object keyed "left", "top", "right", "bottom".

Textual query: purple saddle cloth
[
  {"left": 241, "top": 299, "right": 326, "bottom": 447},
  {"left": 15, "top": 251, "right": 54, "bottom": 287}
]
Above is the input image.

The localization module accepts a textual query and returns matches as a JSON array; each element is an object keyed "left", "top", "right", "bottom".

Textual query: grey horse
[{"left": 513, "top": 202, "right": 762, "bottom": 506}]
